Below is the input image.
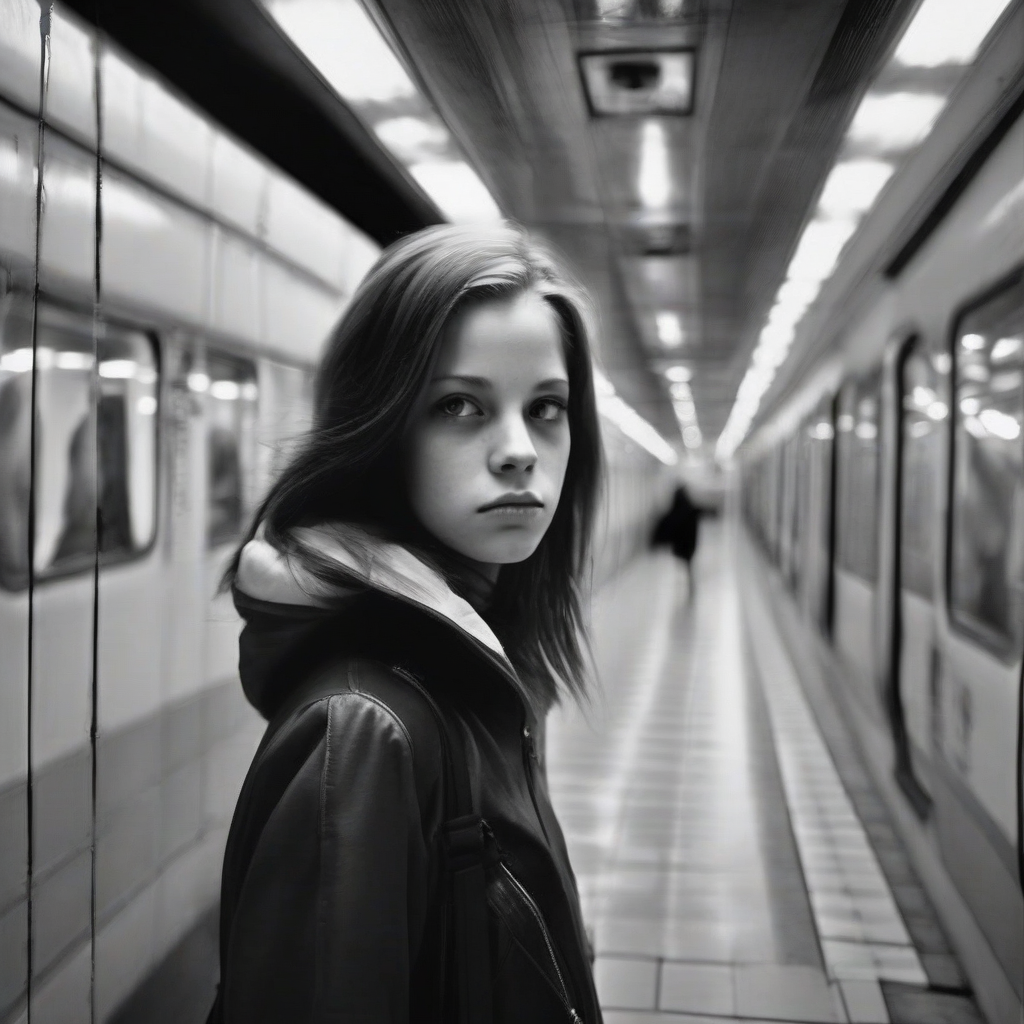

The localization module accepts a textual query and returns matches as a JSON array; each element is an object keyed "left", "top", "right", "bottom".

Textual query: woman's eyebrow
[
  {"left": 535, "top": 377, "right": 570, "bottom": 390},
  {"left": 430, "top": 374, "right": 491, "bottom": 387}
]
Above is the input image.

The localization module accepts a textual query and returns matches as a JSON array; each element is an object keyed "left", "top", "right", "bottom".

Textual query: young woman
[{"left": 212, "top": 224, "right": 604, "bottom": 1023}]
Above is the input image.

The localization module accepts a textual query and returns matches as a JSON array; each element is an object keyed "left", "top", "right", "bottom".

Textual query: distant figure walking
[{"left": 654, "top": 485, "right": 701, "bottom": 582}]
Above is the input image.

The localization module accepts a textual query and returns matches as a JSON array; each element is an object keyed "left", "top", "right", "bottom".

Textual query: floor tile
[
  {"left": 659, "top": 961, "right": 734, "bottom": 1015},
  {"left": 838, "top": 979, "right": 889, "bottom": 1023},
  {"left": 879, "top": 981, "right": 985, "bottom": 1024},
  {"left": 594, "top": 956, "right": 659, "bottom": 1011},
  {"left": 734, "top": 964, "right": 838, "bottom": 1023}
]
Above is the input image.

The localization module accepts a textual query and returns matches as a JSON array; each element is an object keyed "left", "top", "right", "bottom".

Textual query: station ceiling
[
  {"left": 367, "top": 0, "right": 920, "bottom": 446},
  {"left": 68, "top": 0, "right": 920, "bottom": 451}
]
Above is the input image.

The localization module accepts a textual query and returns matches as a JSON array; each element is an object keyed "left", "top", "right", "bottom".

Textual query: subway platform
[{"left": 547, "top": 520, "right": 986, "bottom": 1024}]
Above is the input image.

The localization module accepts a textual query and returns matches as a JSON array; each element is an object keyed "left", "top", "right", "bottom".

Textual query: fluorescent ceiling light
[
  {"left": 847, "top": 92, "right": 946, "bottom": 152},
  {"left": 266, "top": 0, "right": 416, "bottom": 103},
  {"left": 817, "top": 160, "right": 894, "bottom": 219},
  {"left": 787, "top": 218, "right": 858, "bottom": 282},
  {"left": 409, "top": 162, "right": 501, "bottom": 222},
  {"left": 374, "top": 116, "right": 452, "bottom": 163},
  {"left": 894, "top": 0, "right": 1012, "bottom": 68},
  {"left": 264, "top": 0, "right": 502, "bottom": 223},
  {"left": 663, "top": 364, "right": 691, "bottom": 382},
  {"left": 594, "top": 369, "right": 678, "bottom": 464},
  {"left": 776, "top": 277, "right": 821, "bottom": 310},
  {"left": 656, "top": 311, "right": 684, "bottom": 347},
  {"left": 408, "top": 163, "right": 499, "bottom": 222},
  {"left": 638, "top": 120, "right": 671, "bottom": 209}
]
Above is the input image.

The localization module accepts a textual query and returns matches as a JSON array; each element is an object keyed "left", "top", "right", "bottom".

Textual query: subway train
[
  {"left": 0, "top": 4, "right": 674, "bottom": 1021},
  {"left": 736, "top": 10, "right": 1024, "bottom": 1017}
]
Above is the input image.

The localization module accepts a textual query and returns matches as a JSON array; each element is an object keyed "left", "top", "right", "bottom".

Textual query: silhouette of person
[{"left": 653, "top": 484, "right": 701, "bottom": 586}]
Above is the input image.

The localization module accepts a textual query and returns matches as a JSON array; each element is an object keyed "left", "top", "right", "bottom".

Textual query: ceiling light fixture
[
  {"left": 846, "top": 92, "right": 947, "bottom": 152},
  {"left": 656, "top": 311, "right": 684, "bottom": 347},
  {"left": 893, "top": 0, "right": 1013, "bottom": 68},
  {"left": 786, "top": 218, "right": 859, "bottom": 282},
  {"left": 638, "top": 120, "right": 671, "bottom": 209},
  {"left": 408, "top": 162, "right": 502, "bottom": 222},
  {"left": 266, "top": 0, "right": 416, "bottom": 103},
  {"left": 263, "top": 0, "right": 501, "bottom": 223},
  {"left": 816, "top": 160, "right": 895, "bottom": 219},
  {"left": 594, "top": 369, "right": 678, "bottom": 464},
  {"left": 663, "top": 364, "right": 691, "bottom": 382}
]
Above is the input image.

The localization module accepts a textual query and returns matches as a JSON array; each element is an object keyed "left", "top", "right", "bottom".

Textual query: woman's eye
[
  {"left": 436, "top": 395, "right": 482, "bottom": 418},
  {"left": 531, "top": 398, "right": 567, "bottom": 422}
]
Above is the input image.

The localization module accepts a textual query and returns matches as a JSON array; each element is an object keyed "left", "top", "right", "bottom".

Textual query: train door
[
  {"left": 92, "top": 318, "right": 163, "bottom": 1014},
  {"left": 779, "top": 434, "right": 799, "bottom": 590},
  {"left": 802, "top": 397, "right": 835, "bottom": 634},
  {"left": 29, "top": 122, "right": 105, "bottom": 1017},
  {"left": 890, "top": 338, "right": 941, "bottom": 815},
  {"left": 833, "top": 371, "right": 882, "bottom": 712},
  {"left": 944, "top": 273, "right": 1024, "bottom": 973},
  {"left": 0, "top": 72, "right": 38, "bottom": 1015}
]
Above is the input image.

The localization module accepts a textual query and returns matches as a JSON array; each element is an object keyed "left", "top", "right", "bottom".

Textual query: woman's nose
[{"left": 489, "top": 414, "right": 537, "bottom": 474}]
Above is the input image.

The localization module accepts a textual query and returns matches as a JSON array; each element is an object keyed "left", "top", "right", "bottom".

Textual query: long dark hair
[{"left": 226, "top": 223, "right": 603, "bottom": 708}]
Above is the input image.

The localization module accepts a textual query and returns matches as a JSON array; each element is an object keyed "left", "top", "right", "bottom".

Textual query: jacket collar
[{"left": 235, "top": 521, "right": 515, "bottom": 676}]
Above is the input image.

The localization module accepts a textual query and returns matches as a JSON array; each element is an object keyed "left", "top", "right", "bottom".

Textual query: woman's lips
[{"left": 477, "top": 493, "right": 545, "bottom": 513}]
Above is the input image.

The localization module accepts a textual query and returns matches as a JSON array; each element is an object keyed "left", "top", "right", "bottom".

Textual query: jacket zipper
[
  {"left": 522, "top": 725, "right": 553, "bottom": 844},
  {"left": 500, "top": 863, "right": 583, "bottom": 1024}
]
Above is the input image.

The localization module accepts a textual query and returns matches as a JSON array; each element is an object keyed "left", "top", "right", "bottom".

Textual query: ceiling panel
[{"left": 364, "top": 0, "right": 915, "bottom": 453}]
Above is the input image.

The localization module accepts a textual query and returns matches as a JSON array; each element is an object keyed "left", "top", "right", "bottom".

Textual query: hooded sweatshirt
[{"left": 214, "top": 522, "right": 602, "bottom": 1024}]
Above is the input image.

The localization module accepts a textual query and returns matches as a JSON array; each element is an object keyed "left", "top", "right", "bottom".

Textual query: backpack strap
[{"left": 390, "top": 666, "right": 493, "bottom": 1024}]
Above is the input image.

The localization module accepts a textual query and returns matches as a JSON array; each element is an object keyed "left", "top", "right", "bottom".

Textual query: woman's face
[{"left": 404, "top": 290, "right": 571, "bottom": 575}]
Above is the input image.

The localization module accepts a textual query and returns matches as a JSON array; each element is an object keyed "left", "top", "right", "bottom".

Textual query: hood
[{"left": 233, "top": 522, "right": 517, "bottom": 718}]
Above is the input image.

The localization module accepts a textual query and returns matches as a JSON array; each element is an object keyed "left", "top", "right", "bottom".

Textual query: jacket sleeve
[{"left": 224, "top": 690, "right": 437, "bottom": 1023}]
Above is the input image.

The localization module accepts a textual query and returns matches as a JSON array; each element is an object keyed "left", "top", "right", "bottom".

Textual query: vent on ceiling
[
  {"left": 626, "top": 223, "right": 693, "bottom": 255},
  {"left": 574, "top": 0, "right": 700, "bottom": 24},
  {"left": 579, "top": 49, "right": 695, "bottom": 116}
]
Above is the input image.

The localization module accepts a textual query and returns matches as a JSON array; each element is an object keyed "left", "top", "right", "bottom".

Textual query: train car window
[
  {"left": 0, "top": 298, "right": 158, "bottom": 589},
  {"left": 950, "top": 275, "right": 1024, "bottom": 655},
  {"left": 835, "top": 372, "right": 881, "bottom": 581},
  {"left": 899, "top": 345, "right": 942, "bottom": 597},
  {"left": 0, "top": 297, "right": 34, "bottom": 589},
  {"left": 206, "top": 351, "right": 258, "bottom": 547}
]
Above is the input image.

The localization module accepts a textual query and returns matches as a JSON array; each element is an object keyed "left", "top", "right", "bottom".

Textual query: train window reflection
[
  {"left": 899, "top": 344, "right": 939, "bottom": 597},
  {"left": 205, "top": 351, "right": 258, "bottom": 547},
  {"left": 950, "top": 275, "right": 1024, "bottom": 655},
  {"left": 835, "top": 371, "right": 881, "bottom": 581},
  {"left": 0, "top": 297, "right": 158, "bottom": 590}
]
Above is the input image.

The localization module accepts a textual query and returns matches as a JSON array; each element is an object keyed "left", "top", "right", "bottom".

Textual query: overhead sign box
[{"left": 579, "top": 49, "right": 695, "bottom": 115}]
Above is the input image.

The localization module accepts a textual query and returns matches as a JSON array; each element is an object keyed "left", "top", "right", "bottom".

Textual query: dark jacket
[{"left": 216, "top": 523, "right": 601, "bottom": 1024}]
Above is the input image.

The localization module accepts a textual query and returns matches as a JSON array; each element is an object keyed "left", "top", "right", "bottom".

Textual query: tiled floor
[{"left": 546, "top": 522, "right": 975, "bottom": 1024}]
